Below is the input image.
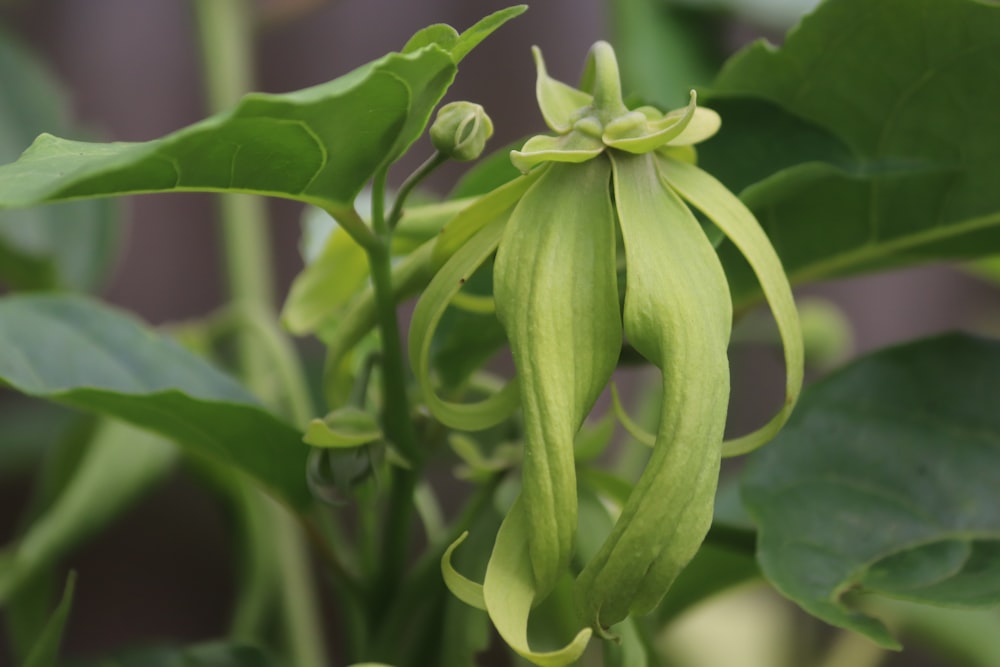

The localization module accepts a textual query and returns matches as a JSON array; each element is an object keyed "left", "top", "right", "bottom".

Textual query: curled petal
[
  {"left": 484, "top": 500, "right": 593, "bottom": 666},
  {"left": 408, "top": 216, "right": 519, "bottom": 431},
  {"left": 510, "top": 131, "right": 605, "bottom": 173},
  {"left": 658, "top": 157, "right": 803, "bottom": 457},
  {"left": 666, "top": 106, "right": 721, "bottom": 146},
  {"left": 494, "top": 158, "right": 622, "bottom": 593},
  {"left": 443, "top": 504, "right": 594, "bottom": 667},
  {"left": 603, "top": 90, "right": 697, "bottom": 154},
  {"left": 575, "top": 152, "right": 732, "bottom": 630},
  {"left": 532, "top": 46, "right": 593, "bottom": 133}
]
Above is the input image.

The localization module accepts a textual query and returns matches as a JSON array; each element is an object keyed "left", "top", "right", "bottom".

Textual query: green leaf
[
  {"left": 0, "top": 294, "right": 311, "bottom": 509},
  {"left": 707, "top": 0, "right": 1000, "bottom": 304},
  {"left": 741, "top": 334, "right": 1000, "bottom": 649},
  {"left": 609, "top": 0, "right": 720, "bottom": 110},
  {"left": 61, "top": 641, "right": 283, "bottom": 667},
  {"left": 0, "top": 420, "right": 176, "bottom": 603},
  {"left": 22, "top": 572, "right": 74, "bottom": 667},
  {"left": 0, "top": 26, "right": 118, "bottom": 291}
]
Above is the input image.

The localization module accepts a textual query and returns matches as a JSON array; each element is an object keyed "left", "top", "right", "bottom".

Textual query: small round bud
[{"left": 430, "top": 101, "right": 494, "bottom": 161}]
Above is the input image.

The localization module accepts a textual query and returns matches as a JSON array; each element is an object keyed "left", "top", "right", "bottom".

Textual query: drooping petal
[
  {"left": 658, "top": 156, "right": 803, "bottom": 457},
  {"left": 574, "top": 151, "right": 732, "bottom": 630},
  {"left": 484, "top": 500, "right": 593, "bottom": 666},
  {"left": 510, "top": 131, "right": 605, "bottom": 173},
  {"left": 409, "top": 214, "right": 519, "bottom": 431},
  {"left": 494, "top": 158, "right": 622, "bottom": 593},
  {"left": 532, "top": 46, "right": 593, "bottom": 133}
]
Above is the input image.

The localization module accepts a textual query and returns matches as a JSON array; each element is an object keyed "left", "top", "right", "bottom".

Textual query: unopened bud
[{"left": 431, "top": 101, "right": 493, "bottom": 161}]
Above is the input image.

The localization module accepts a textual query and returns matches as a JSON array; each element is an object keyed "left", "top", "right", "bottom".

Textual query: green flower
[{"left": 409, "top": 41, "right": 803, "bottom": 666}]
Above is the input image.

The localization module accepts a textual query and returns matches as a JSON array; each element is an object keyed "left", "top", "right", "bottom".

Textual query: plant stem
[
  {"left": 192, "top": 2, "right": 328, "bottom": 666},
  {"left": 386, "top": 151, "right": 448, "bottom": 231}
]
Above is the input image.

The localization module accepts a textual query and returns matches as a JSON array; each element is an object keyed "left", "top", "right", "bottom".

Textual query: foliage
[{"left": 1, "top": 0, "right": 999, "bottom": 666}]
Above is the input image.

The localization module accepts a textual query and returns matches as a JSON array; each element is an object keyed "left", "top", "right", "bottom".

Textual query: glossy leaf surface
[
  {"left": 706, "top": 0, "right": 1000, "bottom": 304},
  {"left": 742, "top": 334, "right": 1000, "bottom": 648},
  {"left": 0, "top": 294, "right": 311, "bottom": 509},
  {"left": 0, "top": 9, "right": 524, "bottom": 215}
]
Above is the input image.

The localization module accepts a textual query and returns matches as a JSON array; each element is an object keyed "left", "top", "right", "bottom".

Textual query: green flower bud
[{"left": 430, "top": 101, "right": 494, "bottom": 161}]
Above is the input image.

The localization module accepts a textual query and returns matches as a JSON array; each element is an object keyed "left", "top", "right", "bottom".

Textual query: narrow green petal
[
  {"left": 494, "top": 158, "right": 621, "bottom": 593},
  {"left": 610, "top": 383, "right": 655, "bottom": 448},
  {"left": 432, "top": 170, "right": 542, "bottom": 267},
  {"left": 659, "top": 157, "right": 803, "bottom": 457},
  {"left": 483, "top": 500, "right": 593, "bottom": 666},
  {"left": 409, "top": 216, "right": 519, "bottom": 431},
  {"left": 442, "top": 532, "right": 487, "bottom": 610},
  {"left": 603, "top": 91, "right": 697, "bottom": 154},
  {"left": 532, "top": 46, "right": 593, "bottom": 133},
  {"left": 575, "top": 152, "right": 732, "bottom": 630},
  {"left": 509, "top": 131, "right": 605, "bottom": 173}
]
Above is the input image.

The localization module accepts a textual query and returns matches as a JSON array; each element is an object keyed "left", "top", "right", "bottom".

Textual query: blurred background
[{"left": 0, "top": 0, "right": 996, "bottom": 665}]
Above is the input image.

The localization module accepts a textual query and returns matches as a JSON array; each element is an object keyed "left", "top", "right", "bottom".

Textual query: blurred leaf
[
  {"left": 705, "top": 0, "right": 1000, "bottom": 305},
  {"left": 0, "top": 294, "right": 312, "bottom": 509},
  {"left": 0, "top": 419, "right": 177, "bottom": 603},
  {"left": 60, "top": 642, "right": 283, "bottom": 667},
  {"left": 0, "top": 8, "right": 527, "bottom": 216},
  {"left": 0, "top": 399, "right": 78, "bottom": 477},
  {"left": 610, "top": 0, "right": 720, "bottom": 109},
  {"left": 742, "top": 334, "right": 1000, "bottom": 648},
  {"left": 0, "top": 26, "right": 119, "bottom": 291},
  {"left": 22, "top": 572, "right": 74, "bottom": 667}
]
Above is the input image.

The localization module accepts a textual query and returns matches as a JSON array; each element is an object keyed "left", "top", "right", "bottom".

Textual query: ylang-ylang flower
[{"left": 409, "top": 41, "right": 803, "bottom": 665}]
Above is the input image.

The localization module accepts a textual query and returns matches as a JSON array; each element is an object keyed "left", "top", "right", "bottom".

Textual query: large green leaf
[
  {"left": 0, "top": 294, "right": 311, "bottom": 509},
  {"left": 705, "top": 0, "right": 1000, "bottom": 304},
  {"left": 0, "top": 8, "right": 525, "bottom": 216},
  {"left": 0, "top": 27, "right": 118, "bottom": 291},
  {"left": 741, "top": 334, "right": 1000, "bottom": 648}
]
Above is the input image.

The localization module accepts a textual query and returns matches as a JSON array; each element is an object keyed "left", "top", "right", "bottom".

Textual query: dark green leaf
[
  {"left": 60, "top": 642, "right": 284, "bottom": 667},
  {"left": 0, "top": 294, "right": 311, "bottom": 509},
  {"left": 23, "top": 572, "right": 74, "bottom": 667},
  {"left": 706, "top": 0, "right": 1000, "bottom": 305},
  {"left": 0, "top": 27, "right": 119, "bottom": 291},
  {"left": 742, "top": 334, "right": 1000, "bottom": 648}
]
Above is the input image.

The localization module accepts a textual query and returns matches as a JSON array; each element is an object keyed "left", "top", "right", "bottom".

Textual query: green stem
[
  {"left": 386, "top": 151, "right": 448, "bottom": 231},
  {"left": 192, "top": 2, "right": 329, "bottom": 666}
]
